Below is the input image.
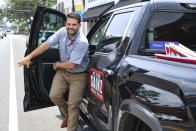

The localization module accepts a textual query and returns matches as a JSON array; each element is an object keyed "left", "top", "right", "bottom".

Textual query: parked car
[
  {"left": 7, "top": 29, "right": 11, "bottom": 32},
  {"left": 38, "top": 30, "right": 55, "bottom": 45},
  {"left": 14, "top": 29, "right": 19, "bottom": 34},
  {"left": 0, "top": 29, "right": 4, "bottom": 39},
  {"left": 23, "top": 0, "right": 196, "bottom": 131},
  {"left": 1, "top": 28, "right": 7, "bottom": 37}
]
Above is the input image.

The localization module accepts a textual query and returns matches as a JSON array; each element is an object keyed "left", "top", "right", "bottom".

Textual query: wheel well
[{"left": 119, "top": 113, "right": 152, "bottom": 131}]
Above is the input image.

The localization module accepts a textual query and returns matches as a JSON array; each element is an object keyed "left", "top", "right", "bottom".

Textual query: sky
[
  {"left": 0, "top": 0, "right": 3, "bottom": 6},
  {"left": 0, "top": 0, "right": 4, "bottom": 7}
]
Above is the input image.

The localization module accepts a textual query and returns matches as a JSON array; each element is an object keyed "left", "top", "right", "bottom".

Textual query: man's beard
[{"left": 67, "top": 28, "right": 78, "bottom": 38}]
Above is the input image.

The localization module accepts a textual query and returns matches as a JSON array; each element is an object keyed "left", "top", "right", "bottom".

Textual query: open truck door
[{"left": 24, "top": 6, "right": 66, "bottom": 112}]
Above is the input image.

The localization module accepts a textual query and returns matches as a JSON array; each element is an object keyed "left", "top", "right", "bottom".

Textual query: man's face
[{"left": 66, "top": 18, "right": 81, "bottom": 37}]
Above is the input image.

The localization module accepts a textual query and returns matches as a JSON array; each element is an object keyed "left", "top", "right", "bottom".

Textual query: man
[{"left": 18, "top": 12, "right": 89, "bottom": 131}]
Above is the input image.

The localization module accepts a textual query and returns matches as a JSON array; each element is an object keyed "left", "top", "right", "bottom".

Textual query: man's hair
[{"left": 66, "top": 12, "right": 81, "bottom": 23}]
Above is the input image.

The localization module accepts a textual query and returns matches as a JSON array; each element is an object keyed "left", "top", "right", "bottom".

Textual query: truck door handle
[{"left": 103, "top": 68, "right": 114, "bottom": 76}]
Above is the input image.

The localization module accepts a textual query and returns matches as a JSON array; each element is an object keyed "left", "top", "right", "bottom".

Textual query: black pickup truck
[{"left": 24, "top": 0, "right": 196, "bottom": 131}]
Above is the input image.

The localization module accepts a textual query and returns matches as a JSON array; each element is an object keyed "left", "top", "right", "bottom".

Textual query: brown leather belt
[{"left": 67, "top": 71, "right": 87, "bottom": 74}]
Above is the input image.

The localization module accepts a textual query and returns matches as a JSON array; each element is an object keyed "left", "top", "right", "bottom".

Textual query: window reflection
[
  {"left": 90, "top": 20, "right": 108, "bottom": 46},
  {"left": 145, "top": 12, "right": 196, "bottom": 51},
  {"left": 100, "top": 12, "right": 133, "bottom": 53},
  {"left": 38, "top": 13, "right": 65, "bottom": 48}
]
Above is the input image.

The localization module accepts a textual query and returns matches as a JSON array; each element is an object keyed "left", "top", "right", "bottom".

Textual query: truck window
[
  {"left": 143, "top": 12, "right": 196, "bottom": 55},
  {"left": 38, "top": 12, "right": 65, "bottom": 48},
  {"left": 99, "top": 12, "right": 133, "bottom": 53},
  {"left": 90, "top": 20, "right": 108, "bottom": 46}
]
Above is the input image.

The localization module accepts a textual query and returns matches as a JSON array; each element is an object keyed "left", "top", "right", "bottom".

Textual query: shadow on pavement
[
  {"left": 56, "top": 114, "right": 64, "bottom": 120},
  {"left": 55, "top": 111, "right": 97, "bottom": 131}
]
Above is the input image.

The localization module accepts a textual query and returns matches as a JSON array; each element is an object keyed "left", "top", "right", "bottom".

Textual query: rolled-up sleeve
[
  {"left": 69, "top": 41, "right": 88, "bottom": 64},
  {"left": 46, "top": 27, "right": 65, "bottom": 47}
]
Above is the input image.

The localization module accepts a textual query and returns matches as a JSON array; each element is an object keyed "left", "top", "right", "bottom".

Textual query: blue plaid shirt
[{"left": 46, "top": 27, "right": 89, "bottom": 73}]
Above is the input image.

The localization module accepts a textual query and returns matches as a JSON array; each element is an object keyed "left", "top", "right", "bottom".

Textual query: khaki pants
[{"left": 49, "top": 69, "right": 87, "bottom": 131}]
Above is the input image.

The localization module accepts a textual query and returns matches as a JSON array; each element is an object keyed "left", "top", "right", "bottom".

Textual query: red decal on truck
[{"left": 90, "top": 68, "right": 104, "bottom": 102}]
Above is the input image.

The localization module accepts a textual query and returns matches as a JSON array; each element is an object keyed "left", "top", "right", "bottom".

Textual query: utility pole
[{"left": 72, "top": 0, "right": 75, "bottom": 12}]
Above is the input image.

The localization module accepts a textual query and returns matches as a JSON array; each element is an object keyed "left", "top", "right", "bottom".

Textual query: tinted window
[
  {"left": 100, "top": 12, "right": 133, "bottom": 53},
  {"left": 38, "top": 12, "right": 65, "bottom": 48},
  {"left": 90, "top": 20, "right": 108, "bottom": 46},
  {"left": 45, "top": 32, "right": 54, "bottom": 39},
  {"left": 145, "top": 12, "right": 196, "bottom": 51}
]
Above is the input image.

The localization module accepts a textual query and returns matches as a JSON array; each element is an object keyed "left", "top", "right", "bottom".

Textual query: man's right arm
[{"left": 18, "top": 42, "right": 50, "bottom": 68}]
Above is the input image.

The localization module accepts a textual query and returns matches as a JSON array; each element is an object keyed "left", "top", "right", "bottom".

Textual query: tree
[{"left": 5, "top": 0, "right": 57, "bottom": 33}]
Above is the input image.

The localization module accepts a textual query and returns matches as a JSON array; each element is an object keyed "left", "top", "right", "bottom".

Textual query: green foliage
[{"left": 5, "top": 0, "right": 57, "bottom": 34}]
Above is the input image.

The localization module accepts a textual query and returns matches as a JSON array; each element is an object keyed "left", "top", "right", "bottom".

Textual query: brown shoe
[{"left": 61, "top": 116, "right": 68, "bottom": 128}]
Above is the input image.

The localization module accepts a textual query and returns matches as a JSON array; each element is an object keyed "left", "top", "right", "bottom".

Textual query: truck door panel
[
  {"left": 24, "top": 6, "right": 66, "bottom": 111},
  {"left": 88, "top": 10, "right": 135, "bottom": 130}
]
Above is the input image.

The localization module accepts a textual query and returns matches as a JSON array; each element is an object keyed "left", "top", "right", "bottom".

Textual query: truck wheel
[{"left": 119, "top": 114, "right": 152, "bottom": 131}]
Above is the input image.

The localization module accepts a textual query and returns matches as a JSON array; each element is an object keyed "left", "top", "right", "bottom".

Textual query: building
[
  {"left": 56, "top": 0, "right": 146, "bottom": 35},
  {"left": 56, "top": 0, "right": 86, "bottom": 34}
]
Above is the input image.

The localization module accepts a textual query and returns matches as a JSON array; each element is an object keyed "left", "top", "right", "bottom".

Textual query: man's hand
[
  {"left": 18, "top": 56, "right": 32, "bottom": 68},
  {"left": 18, "top": 42, "right": 50, "bottom": 68},
  {"left": 53, "top": 62, "right": 61, "bottom": 70}
]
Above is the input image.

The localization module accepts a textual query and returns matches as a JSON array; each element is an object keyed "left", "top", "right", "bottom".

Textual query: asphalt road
[
  {"left": 0, "top": 34, "right": 89, "bottom": 131},
  {"left": 0, "top": 35, "right": 10, "bottom": 131}
]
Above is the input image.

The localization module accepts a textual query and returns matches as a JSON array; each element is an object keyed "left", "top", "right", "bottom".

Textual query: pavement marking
[{"left": 9, "top": 35, "right": 18, "bottom": 131}]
